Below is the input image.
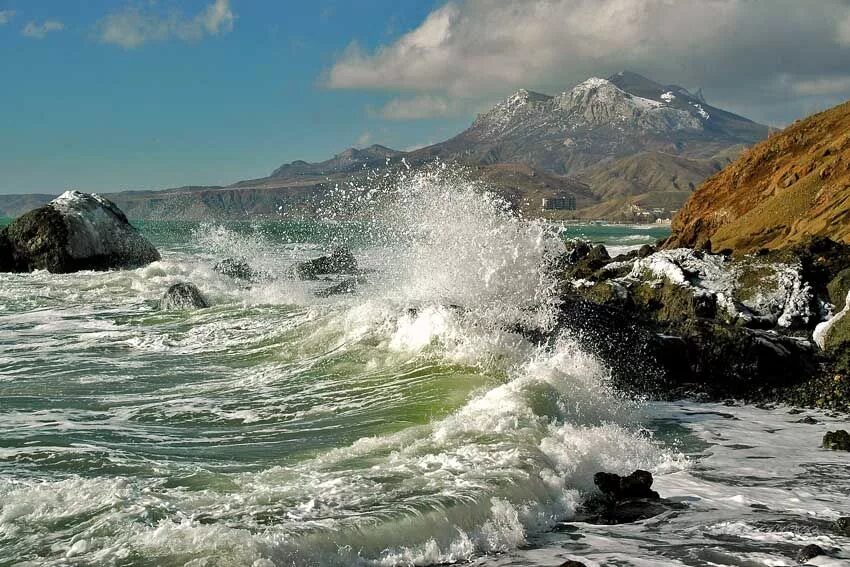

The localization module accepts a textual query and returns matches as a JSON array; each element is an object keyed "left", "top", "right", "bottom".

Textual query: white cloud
[
  {"left": 838, "top": 10, "right": 850, "bottom": 46},
  {"left": 792, "top": 76, "right": 850, "bottom": 96},
  {"left": 378, "top": 95, "right": 458, "bottom": 120},
  {"left": 0, "top": 10, "right": 15, "bottom": 25},
  {"left": 22, "top": 20, "right": 64, "bottom": 39},
  {"left": 355, "top": 131, "right": 373, "bottom": 147},
  {"left": 98, "top": 0, "right": 234, "bottom": 49},
  {"left": 326, "top": 0, "right": 850, "bottom": 123}
]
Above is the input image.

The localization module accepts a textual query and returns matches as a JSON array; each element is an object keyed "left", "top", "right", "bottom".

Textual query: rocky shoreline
[{"left": 553, "top": 237, "right": 850, "bottom": 410}]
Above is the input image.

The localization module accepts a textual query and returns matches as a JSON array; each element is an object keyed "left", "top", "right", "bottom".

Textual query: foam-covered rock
[{"left": 0, "top": 191, "right": 160, "bottom": 273}]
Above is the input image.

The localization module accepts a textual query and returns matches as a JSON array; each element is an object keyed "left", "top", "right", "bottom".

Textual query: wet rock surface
[
  {"left": 213, "top": 258, "right": 259, "bottom": 281},
  {"left": 577, "top": 470, "right": 677, "bottom": 525},
  {"left": 160, "top": 282, "right": 210, "bottom": 311},
  {"left": 556, "top": 237, "right": 850, "bottom": 407},
  {"left": 822, "top": 429, "right": 850, "bottom": 451},
  {"left": 797, "top": 544, "right": 827, "bottom": 563},
  {"left": 293, "top": 247, "right": 359, "bottom": 280}
]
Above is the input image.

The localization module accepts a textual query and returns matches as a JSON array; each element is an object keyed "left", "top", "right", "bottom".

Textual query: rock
[
  {"left": 214, "top": 258, "right": 258, "bottom": 281},
  {"left": 159, "top": 282, "right": 209, "bottom": 311},
  {"left": 794, "top": 416, "right": 818, "bottom": 424},
  {"left": 797, "top": 544, "right": 826, "bottom": 563},
  {"left": 594, "top": 470, "right": 659, "bottom": 501},
  {"left": 557, "top": 561, "right": 587, "bottom": 567},
  {"left": 834, "top": 517, "right": 850, "bottom": 536},
  {"left": 822, "top": 430, "right": 850, "bottom": 451},
  {"left": 0, "top": 191, "right": 160, "bottom": 273},
  {"left": 294, "top": 247, "right": 358, "bottom": 280},
  {"left": 637, "top": 244, "right": 655, "bottom": 258},
  {"left": 314, "top": 277, "right": 358, "bottom": 298},
  {"left": 578, "top": 469, "right": 673, "bottom": 525},
  {"left": 563, "top": 242, "right": 611, "bottom": 280},
  {"left": 827, "top": 268, "right": 850, "bottom": 311}
]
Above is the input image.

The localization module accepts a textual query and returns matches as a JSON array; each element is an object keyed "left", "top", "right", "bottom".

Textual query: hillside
[{"left": 666, "top": 100, "right": 850, "bottom": 252}]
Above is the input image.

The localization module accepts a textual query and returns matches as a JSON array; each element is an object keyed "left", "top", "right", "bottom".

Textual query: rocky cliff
[{"left": 667, "top": 100, "right": 850, "bottom": 253}]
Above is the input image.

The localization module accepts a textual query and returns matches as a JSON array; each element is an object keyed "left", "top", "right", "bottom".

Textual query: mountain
[
  {"left": 407, "top": 71, "right": 768, "bottom": 176},
  {"left": 666, "top": 100, "right": 850, "bottom": 252},
  {"left": 0, "top": 72, "right": 771, "bottom": 222},
  {"left": 264, "top": 145, "right": 403, "bottom": 180}
]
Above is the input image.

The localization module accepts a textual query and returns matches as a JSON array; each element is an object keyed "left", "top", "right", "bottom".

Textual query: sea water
[{"left": 1, "top": 169, "right": 848, "bottom": 566}]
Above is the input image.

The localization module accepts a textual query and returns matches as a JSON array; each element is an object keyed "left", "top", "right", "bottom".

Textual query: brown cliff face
[{"left": 666, "top": 100, "right": 850, "bottom": 253}]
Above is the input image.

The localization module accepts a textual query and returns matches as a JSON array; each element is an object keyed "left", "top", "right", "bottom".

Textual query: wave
[{"left": 0, "top": 166, "right": 684, "bottom": 566}]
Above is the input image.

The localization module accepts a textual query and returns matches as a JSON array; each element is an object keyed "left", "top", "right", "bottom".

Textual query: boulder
[
  {"left": 822, "top": 430, "right": 850, "bottom": 451},
  {"left": 834, "top": 517, "right": 850, "bottom": 536},
  {"left": 293, "top": 247, "right": 358, "bottom": 280},
  {"left": 594, "top": 470, "right": 660, "bottom": 501},
  {"left": 797, "top": 544, "right": 826, "bottom": 563},
  {"left": 0, "top": 191, "right": 160, "bottom": 273},
  {"left": 159, "top": 282, "right": 209, "bottom": 311},
  {"left": 578, "top": 469, "right": 673, "bottom": 525},
  {"left": 214, "top": 258, "right": 261, "bottom": 281},
  {"left": 314, "top": 277, "right": 359, "bottom": 298}
]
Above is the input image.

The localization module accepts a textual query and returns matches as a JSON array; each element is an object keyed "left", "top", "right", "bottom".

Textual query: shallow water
[{"left": 1, "top": 172, "right": 848, "bottom": 566}]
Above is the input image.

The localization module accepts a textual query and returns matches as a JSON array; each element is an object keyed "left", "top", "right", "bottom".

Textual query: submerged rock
[
  {"left": 822, "top": 429, "right": 850, "bottom": 451},
  {"left": 293, "top": 247, "right": 358, "bottom": 280},
  {"left": 797, "top": 544, "right": 826, "bottom": 563},
  {"left": 834, "top": 516, "right": 850, "bottom": 536},
  {"left": 314, "top": 277, "right": 359, "bottom": 298},
  {"left": 213, "top": 258, "right": 263, "bottom": 282},
  {"left": 594, "top": 470, "right": 660, "bottom": 501},
  {"left": 579, "top": 469, "right": 674, "bottom": 525},
  {"left": 0, "top": 191, "right": 160, "bottom": 273},
  {"left": 159, "top": 282, "right": 209, "bottom": 311}
]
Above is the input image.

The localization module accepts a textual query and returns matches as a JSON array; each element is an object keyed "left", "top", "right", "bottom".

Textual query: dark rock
[
  {"left": 637, "top": 244, "right": 655, "bottom": 258},
  {"left": 822, "top": 430, "right": 850, "bottom": 451},
  {"left": 794, "top": 416, "right": 818, "bottom": 424},
  {"left": 294, "top": 247, "right": 358, "bottom": 280},
  {"left": 314, "top": 277, "right": 359, "bottom": 298},
  {"left": 578, "top": 469, "right": 675, "bottom": 525},
  {"left": 558, "top": 561, "right": 587, "bottom": 567},
  {"left": 797, "top": 544, "right": 826, "bottom": 562},
  {"left": 564, "top": 243, "right": 612, "bottom": 280},
  {"left": 213, "top": 258, "right": 256, "bottom": 281},
  {"left": 834, "top": 517, "right": 850, "bottom": 536},
  {"left": 160, "top": 282, "right": 209, "bottom": 311},
  {"left": 594, "top": 470, "right": 659, "bottom": 501},
  {"left": 556, "top": 297, "right": 817, "bottom": 401},
  {"left": 0, "top": 191, "right": 160, "bottom": 273},
  {"left": 827, "top": 268, "right": 850, "bottom": 311}
]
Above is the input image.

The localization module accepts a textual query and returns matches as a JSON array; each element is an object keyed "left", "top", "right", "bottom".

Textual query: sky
[{"left": 3, "top": 0, "right": 850, "bottom": 195}]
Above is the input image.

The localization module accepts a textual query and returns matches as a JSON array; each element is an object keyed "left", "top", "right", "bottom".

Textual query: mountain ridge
[{"left": 0, "top": 71, "right": 771, "bottom": 222}]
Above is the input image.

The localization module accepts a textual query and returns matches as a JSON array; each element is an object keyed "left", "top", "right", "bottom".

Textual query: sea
[{"left": 1, "top": 169, "right": 848, "bottom": 566}]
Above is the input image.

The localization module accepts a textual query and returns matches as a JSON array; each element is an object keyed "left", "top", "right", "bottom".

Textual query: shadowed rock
[
  {"left": 797, "top": 544, "right": 827, "bottom": 563},
  {"left": 822, "top": 430, "right": 850, "bottom": 451},
  {"left": 160, "top": 282, "right": 209, "bottom": 311},
  {"left": 314, "top": 277, "right": 359, "bottom": 298},
  {"left": 214, "top": 258, "right": 260, "bottom": 281},
  {"left": 294, "top": 247, "right": 358, "bottom": 280},
  {"left": 0, "top": 191, "right": 160, "bottom": 273},
  {"left": 577, "top": 469, "right": 676, "bottom": 525}
]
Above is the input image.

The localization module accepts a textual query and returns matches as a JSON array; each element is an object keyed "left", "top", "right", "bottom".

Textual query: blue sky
[
  {"left": 0, "top": 1, "right": 464, "bottom": 194},
  {"left": 3, "top": 0, "right": 850, "bottom": 195}
]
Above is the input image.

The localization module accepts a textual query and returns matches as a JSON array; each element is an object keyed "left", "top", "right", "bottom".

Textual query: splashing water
[{"left": 0, "top": 167, "right": 684, "bottom": 566}]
